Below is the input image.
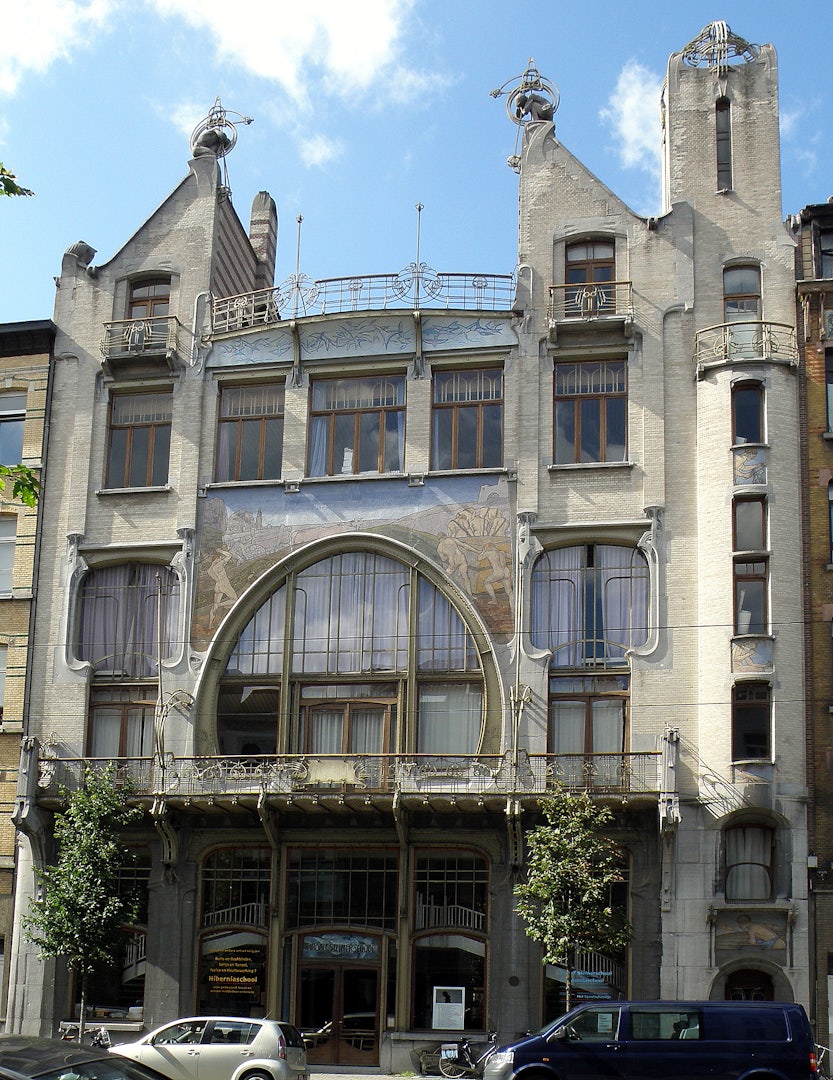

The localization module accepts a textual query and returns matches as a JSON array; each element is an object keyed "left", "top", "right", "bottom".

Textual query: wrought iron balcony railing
[
  {"left": 34, "top": 749, "right": 662, "bottom": 802},
  {"left": 101, "top": 316, "right": 183, "bottom": 362},
  {"left": 547, "top": 281, "right": 634, "bottom": 324},
  {"left": 694, "top": 321, "right": 798, "bottom": 369},
  {"left": 211, "top": 266, "right": 516, "bottom": 334}
]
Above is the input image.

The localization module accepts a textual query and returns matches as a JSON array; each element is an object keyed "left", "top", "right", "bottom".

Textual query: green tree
[
  {"left": 514, "top": 787, "right": 632, "bottom": 1013},
  {"left": 0, "top": 464, "right": 40, "bottom": 507},
  {"left": 23, "top": 766, "right": 142, "bottom": 1041},
  {"left": 0, "top": 163, "right": 33, "bottom": 198}
]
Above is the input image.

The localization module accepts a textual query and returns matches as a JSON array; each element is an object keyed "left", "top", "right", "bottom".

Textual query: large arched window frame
[{"left": 214, "top": 548, "right": 491, "bottom": 758}]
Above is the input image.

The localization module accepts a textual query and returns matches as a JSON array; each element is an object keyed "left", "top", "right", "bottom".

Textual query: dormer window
[
  {"left": 127, "top": 278, "right": 171, "bottom": 351},
  {"left": 565, "top": 241, "right": 615, "bottom": 316}
]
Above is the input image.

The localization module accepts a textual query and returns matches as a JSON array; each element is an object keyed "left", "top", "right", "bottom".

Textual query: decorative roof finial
[
  {"left": 681, "top": 22, "right": 759, "bottom": 72},
  {"left": 490, "top": 59, "right": 559, "bottom": 172},
  {"left": 189, "top": 97, "right": 253, "bottom": 160}
]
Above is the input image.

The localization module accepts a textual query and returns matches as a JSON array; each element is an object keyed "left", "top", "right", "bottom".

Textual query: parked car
[
  {"left": 0, "top": 1035, "right": 170, "bottom": 1080},
  {"left": 111, "top": 1017, "right": 309, "bottom": 1080},
  {"left": 483, "top": 1000, "right": 818, "bottom": 1080}
]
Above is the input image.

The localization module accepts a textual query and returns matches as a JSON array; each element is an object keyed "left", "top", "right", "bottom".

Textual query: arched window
[
  {"left": 716, "top": 98, "right": 732, "bottom": 190},
  {"left": 218, "top": 552, "right": 485, "bottom": 756}
]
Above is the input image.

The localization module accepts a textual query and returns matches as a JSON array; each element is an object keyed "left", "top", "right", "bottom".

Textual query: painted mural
[{"left": 192, "top": 475, "right": 514, "bottom": 649}]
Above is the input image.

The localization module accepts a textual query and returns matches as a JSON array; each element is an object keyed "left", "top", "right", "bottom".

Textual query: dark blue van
[{"left": 483, "top": 1001, "right": 817, "bottom": 1080}]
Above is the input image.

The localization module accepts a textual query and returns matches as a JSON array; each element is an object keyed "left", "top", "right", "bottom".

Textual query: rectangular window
[
  {"left": 0, "top": 517, "right": 16, "bottom": 594},
  {"left": 88, "top": 687, "right": 156, "bottom": 758},
  {"left": 554, "top": 361, "right": 626, "bottom": 464},
  {"left": 0, "top": 393, "right": 26, "bottom": 466},
  {"left": 826, "top": 352, "right": 833, "bottom": 432},
  {"left": 215, "top": 383, "right": 284, "bottom": 482},
  {"left": 631, "top": 1009, "right": 701, "bottom": 1040},
  {"left": 732, "top": 383, "right": 763, "bottom": 444},
  {"left": 417, "top": 682, "right": 482, "bottom": 755},
  {"left": 716, "top": 98, "right": 732, "bottom": 190},
  {"left": 432, "top": 368, "right": 503, "bottom": 470},
  {"left": 106, "top": 390, "right": 172, "bottom": 488},
  {"left": 565, "top": 241, "right": 615, "bottom": 316},
  {"left": 413, "top": 852, "right": 488, "bottom": 932},
  {"left": 548, "top": 674, "right": 628, "bottom": 788},
  {"left": 308, "top": 376, "right": 405, "bottom": 476},
  {"left": 821, "top": 230, "right": 833, "bottom": 279},
  {"left": 127, "top": 278, "right": 171, "bottom": 351},
  {"left": 732, "top": 682, "right": 771, "bottom": 760},
  {"left": 725, "top": 824, "right": 774, "bottom": 900},
  {"left": 733, "top": 497, "right": 766, "bottom": 551},
  {"left": 734, "top": 559, "right": 767, "bottom": 635},
  {"left": 285, "top": 847, "right": 398, "bottom": 930}
]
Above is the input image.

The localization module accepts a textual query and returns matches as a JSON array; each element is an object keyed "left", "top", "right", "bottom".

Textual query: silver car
[{"left": 111, "top": 1017, "right": 308, "bottom": 1080}]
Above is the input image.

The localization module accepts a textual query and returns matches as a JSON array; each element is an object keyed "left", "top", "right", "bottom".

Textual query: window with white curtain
[
  {"left": 724, "top": 823, "right": 774, "bottom": 901},
  {"left": 88, "top": 685, "right": 156, "bottom": 758},
  {"left": 308, "top": 375, "right": 405, "bottom": 476},
  {"left": 77, "top": 562, "right": 180, "bottom": 678},
  {"left": 548, "top": 674, "right": 628, "bottom": 788},
  {"left": 219, "top": 552, "right": 484, "bottom": 756},
  {"left": 530, "top": 544, "right": 649, "bottom": 668}
]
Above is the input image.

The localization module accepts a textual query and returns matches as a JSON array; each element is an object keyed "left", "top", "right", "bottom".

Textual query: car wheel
[{"left": 241, "top": 1071, "right": 274, "bottom": 1080}]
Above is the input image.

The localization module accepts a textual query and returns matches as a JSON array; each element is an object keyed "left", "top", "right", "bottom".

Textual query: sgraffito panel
[{"left": 193, "top": 476, "right": 514, "bottom": 649}]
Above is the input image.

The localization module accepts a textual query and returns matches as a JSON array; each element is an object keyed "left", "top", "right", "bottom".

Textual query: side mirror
[{"left": 551, "top": 1026, "right": 568, "bottom": 1041}]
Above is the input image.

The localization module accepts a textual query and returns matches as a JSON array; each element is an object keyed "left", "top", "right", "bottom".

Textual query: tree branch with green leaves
[{"left": 514, "top": 787, "right": 632, "bottom": 1013}]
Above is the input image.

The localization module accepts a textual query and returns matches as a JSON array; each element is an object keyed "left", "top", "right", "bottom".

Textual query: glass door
[{"left": 299, "top": 965, "right": 379, "bottom": 1066}]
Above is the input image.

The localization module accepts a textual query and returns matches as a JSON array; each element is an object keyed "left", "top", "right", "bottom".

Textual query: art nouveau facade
[{"left": 6, "top": 22, "right": 812, "bottom": 1064}]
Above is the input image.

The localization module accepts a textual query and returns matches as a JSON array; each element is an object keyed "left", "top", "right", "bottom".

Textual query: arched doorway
[{"left": 724, "top": 968, "right": 775, "bottom": 1001}]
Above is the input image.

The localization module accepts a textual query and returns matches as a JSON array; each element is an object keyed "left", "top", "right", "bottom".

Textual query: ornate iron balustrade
[
  {"left": 35, "top": 750, "right": 662, "bottom": 801},
  {"left": 101, "top": 316, "right": 182, "bottom": 360},
  {"left": 211, "top": 266, "right": 516, "bottom": 334},
  {"left": 694, "top": 321, "right": 798, "bottom": 368},
  {"left": 547, "top": 281, "right": 633, "bottom": 323}
]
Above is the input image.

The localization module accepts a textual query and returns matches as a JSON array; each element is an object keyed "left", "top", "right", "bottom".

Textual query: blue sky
[{"left": 1, "top": 1, "right": 830, "bottom": 323}]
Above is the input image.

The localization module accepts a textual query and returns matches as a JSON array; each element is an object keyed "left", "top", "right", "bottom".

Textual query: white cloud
[
  {"left": 147, "top": 0, "right": 418, "bottom": 101},
  {"left": 298, "top": 133, "right": 343, "bottom": 168},
  {"left": 0, "top": 0, "right": 114, "bottom": 95},
  {"left": 600, "top": 61, "right": 663, "bottom": 174}
]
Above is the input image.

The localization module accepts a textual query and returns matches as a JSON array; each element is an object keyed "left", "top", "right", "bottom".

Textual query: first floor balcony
[{"left": 33, "top": 747, "right": 664, "bottom": 815}]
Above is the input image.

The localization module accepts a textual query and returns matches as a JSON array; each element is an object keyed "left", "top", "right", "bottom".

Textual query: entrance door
[{"left": 299, "top": 965, "right": 379, "bottom": 1066}]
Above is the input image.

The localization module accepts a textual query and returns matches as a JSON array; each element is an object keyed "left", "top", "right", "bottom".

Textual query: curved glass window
[
  {"left": 78, "top": 563, "right": 180, "bottom": 679},
  {"left": 219, "top": 553, "right": 483, "bottom": 756},
  {"left": 531, "top": 545, "right": 649, "bottom": 668}
]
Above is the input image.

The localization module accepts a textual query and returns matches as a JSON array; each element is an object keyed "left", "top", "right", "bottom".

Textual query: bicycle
[{"left": 439, "top": 1032, "right": 499, "bottom": 1078}]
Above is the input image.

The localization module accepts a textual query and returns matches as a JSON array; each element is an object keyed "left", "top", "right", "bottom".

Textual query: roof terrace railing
[{"left": 212, "top": 266, "right": 516, "bottom": 334}]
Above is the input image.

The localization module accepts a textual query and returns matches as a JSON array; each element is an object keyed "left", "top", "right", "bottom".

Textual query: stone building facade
[
  {"left": 6, "top": 22, "right": 811, "bottom": 1064},
  {"left": 0, "top": 319, "right": 53, "bottom": 1025}
]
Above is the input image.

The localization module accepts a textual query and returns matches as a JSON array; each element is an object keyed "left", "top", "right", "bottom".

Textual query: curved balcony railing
[
  {"left": 547, "top": 281, "right": 633, "bottom": 324},
  {"left": 694, "top": 321, "right": 798, "bottom": 369},
  {"left": 34, "top": 749, "right": 662, "bottom": 801},
  {"left": 211, "top": 267, "right": 516, "bottom": 334},
  {"left": 101, "top": 316, "right": 183, "bottom": 361}
]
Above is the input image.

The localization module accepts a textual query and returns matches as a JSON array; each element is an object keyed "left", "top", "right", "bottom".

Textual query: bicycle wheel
[{"left": 440, "top": 1057, "right": 471, "bottom": 1078}]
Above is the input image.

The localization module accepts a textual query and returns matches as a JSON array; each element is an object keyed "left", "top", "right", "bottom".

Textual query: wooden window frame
[
  {"left": 431, "top": 367, "right": 503, "bottom": 470},
  {"left": 106, "top": 389, "right": 172, "bottom": 489},
  {"left": 215, "top": 382, "right": 284, "bottom": 482},
  {"left": 716, "top": 97, "right": 732, "bottom": 191},
  {"left": 553, "top": 359, "right": 627, "bottom": 464},
  {"left": 731, "top": 682, "right": 771, "bottom": 760},
  {"left": 733, "top": 496, "right": 766, "bottom": 552},
  {"left": 565, "top": 240, "right": 615, "bottom": 316},
  {"left": 308, "top": 375, "right": 405, "bottom": 477},
  {"left": 731, "top": 382, "right": 763, "bottom": 445}
]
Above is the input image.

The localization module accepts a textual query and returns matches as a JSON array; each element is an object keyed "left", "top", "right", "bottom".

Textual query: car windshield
[{"left": 35, "top": 1061, "right": 168, "bottom": 1080}]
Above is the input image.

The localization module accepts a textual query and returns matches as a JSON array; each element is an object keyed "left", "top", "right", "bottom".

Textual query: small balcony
[
  {"left": 694, "top": 321, "right": 798, "bottom": 374},
  {"left": 547, "top": 281, "right": 634, "bottom": 328},
  {"left": 100, "top": 316, "right": 185, "bottom": 376}
]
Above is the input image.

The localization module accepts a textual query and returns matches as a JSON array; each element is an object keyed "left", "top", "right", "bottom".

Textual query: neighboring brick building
[
  {"left": 0, "top": 319, "right": 53, "bottom": 1025},
  {"left": 5, "top": 22, "right": 811, "bottom": 1062},
  {"left": 795, "top": 199, "right": 833, "bottom": 1047}
]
